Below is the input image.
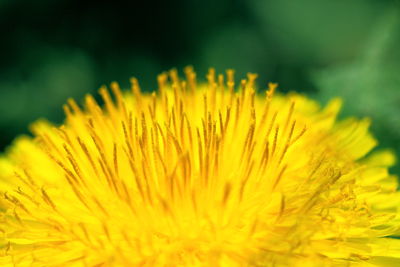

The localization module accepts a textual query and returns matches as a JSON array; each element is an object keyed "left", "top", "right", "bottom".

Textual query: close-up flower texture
[{"left": 1, "top": 67, "right": 400, "bottom": 266}]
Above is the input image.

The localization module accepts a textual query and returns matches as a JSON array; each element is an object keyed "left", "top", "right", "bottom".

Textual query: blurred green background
[{"left": 1, "top": 0, "right": 399, "bottom": 173}]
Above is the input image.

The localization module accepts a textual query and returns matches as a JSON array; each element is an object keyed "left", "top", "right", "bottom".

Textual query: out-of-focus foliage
[
  {"left": 0, "top": 48, "right": 94, "bottom": 132},
  {"left": 313, "top": 9, "right": 400, "bottom": 174},
  {"left": 0, "top": 0, "right": 399, "bottom": 175},
  {"left": 249, "top": 0, "right": 386, "bottom": 64}
]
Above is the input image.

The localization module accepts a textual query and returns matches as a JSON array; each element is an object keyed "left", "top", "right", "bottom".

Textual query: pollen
[{"left": 1, "top": 67, "right": 400, "bottom": 266}]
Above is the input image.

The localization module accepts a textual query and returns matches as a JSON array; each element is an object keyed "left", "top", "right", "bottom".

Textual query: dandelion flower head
[{"left": 1, "top": 67, "right": 400, "bottom": 266}]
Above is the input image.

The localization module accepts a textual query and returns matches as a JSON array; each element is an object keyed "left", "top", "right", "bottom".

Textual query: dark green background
[{"left": 1, "top": 0, "right": 399, "bottom": 173}]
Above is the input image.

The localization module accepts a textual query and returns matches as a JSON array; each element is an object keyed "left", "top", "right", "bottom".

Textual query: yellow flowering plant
[{"left": 1, "top": 67, "right": 400, "bottom": 266}]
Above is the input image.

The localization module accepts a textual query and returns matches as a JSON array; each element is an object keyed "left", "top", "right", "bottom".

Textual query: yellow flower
[{"left": 1, "top": 67, "right": 400, "bottom": 266}]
